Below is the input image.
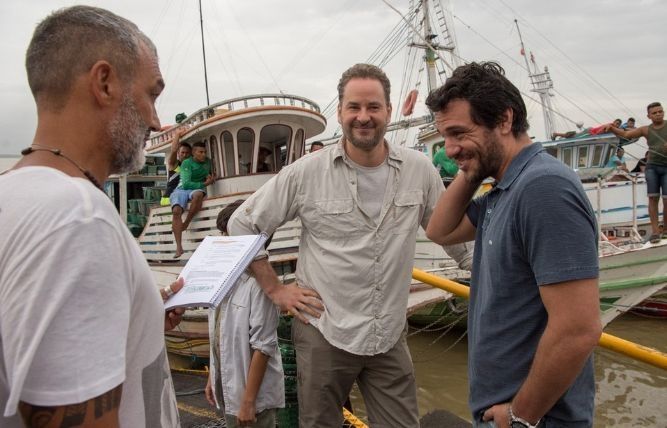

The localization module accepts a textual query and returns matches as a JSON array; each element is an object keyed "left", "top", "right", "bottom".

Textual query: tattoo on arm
[
  {"left": 93, "top": 385, "right": 121, "bottom": 419},
  {"left": 19, "top": 384, "right": 122, "bottom": 427}
]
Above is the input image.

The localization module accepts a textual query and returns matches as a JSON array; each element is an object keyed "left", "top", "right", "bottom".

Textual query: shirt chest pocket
[
  {"left": 392, "top": 191, "right": 423, "bottom": 234},
  {"left": 312, "top": 198, "right": 365, "bottom": 238}
]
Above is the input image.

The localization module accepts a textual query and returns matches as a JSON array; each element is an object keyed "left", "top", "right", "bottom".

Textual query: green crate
[
  {"left": 143, "top": 187, "right": 162, "bottom": 202},
  {"left": 127, "top": 223, "right": 143, "bottom": 237},
  {"left": 128, "top": 199, "right": 143, "bottom": 213},
  {"left": 127, "top": 213, "right": 141, "bottom": 225},
  {"left": 276, "top": 403, "right": 298, "bottom": 428},
  {"left": 141, "top": 199, "right": 160, "bottom": 216},
  {"left": 145, "top": 165, "right": 158, "bottom": 175}
]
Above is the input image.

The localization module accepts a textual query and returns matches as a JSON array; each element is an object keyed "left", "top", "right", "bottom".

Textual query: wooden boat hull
[
  {"left": 408, "top": 241, "right": 667, "bottom": 328},
  {"left": 630, "top": 298, "right": 667, "bottom": 319}
]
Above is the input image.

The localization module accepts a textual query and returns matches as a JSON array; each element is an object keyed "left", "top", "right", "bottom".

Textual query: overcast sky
[{"left": 1, "top": 0, "right": 665, "bottom": 158}]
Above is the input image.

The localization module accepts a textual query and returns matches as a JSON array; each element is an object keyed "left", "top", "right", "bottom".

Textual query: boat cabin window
[
  {"left": 208, "top": 135, "right": 221, "bottom": 177},
  {"left": 237, "top": 128, "right": 255, "bottom": 175},
  {"left": 221, "top": 131, "right": 235, "bottom": 176},
  {"left": 591, "top": 145, "right": 604, "bottom": 167},
  {"left": 291, "top": 129, "right": 305, "bottom": 163},
  {"left": 603, "top": 147, "right": 614, "bottom": 167},
  {"left": 545, "top": 147, "right": 557, "bottom": 158},
  {"left": 201, "top": 138, "right": 216, "bottom": 176},
  {"left": 259, "top": 124, "right": 292, "bottom": 172},
  {"left": 562, "top": 147, "right": 573, "bottom": 167},
  {"left": 577, "top": 146, "right": 589, "bottom": 168}
]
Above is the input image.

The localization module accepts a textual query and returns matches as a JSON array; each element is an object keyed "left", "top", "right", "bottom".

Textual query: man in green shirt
[
  {"left": 170, "top": 141, "right": 214, "bottom": 257},
  {"left": 433, "top": 144, "right": 459, "bottom": 185}
]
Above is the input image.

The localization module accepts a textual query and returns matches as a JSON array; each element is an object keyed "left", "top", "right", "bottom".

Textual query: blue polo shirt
[{"left": 466, "top": 143, "right": 598, "bottom": 426}]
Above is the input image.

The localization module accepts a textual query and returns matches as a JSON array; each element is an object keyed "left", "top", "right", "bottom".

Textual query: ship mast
[
  {"left": 514, "top": 19, "right": 556, "bottom": 139},
  {"left": 421, "top": 0, "right": 438, "bottom": 95},
  {"left": 408, "top": 0, "right": 459, "bottom": 95},
  {"left": 387, "top": 0, "right": 462, "bottom": 135},
  {"left": 199, "top": 0, "right": 211, "bottom": 106}
]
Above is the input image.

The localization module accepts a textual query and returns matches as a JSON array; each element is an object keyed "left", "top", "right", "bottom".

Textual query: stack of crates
[
  {"left": 141, "top": 155, "right": 167, "bottom": 176},
  {"left": 127, "top": 198, "right": 145, "bottom": 237},
  {"left": 277, "top": 315, "right": 299, "bottom": 427},
  {"left": 139, "top": 186, "right": 163, "bottom": 223}
]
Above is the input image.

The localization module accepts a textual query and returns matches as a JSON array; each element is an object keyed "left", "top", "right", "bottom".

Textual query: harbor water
[
  {"left": 347, "top": 312, "right": 667, "bottom": 426},
  {"left": 173, "top": 312, "right": 666, "bottom": 426}
]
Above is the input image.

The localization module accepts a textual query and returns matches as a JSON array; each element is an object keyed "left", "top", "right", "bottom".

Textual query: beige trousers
[{"left": 292, "top": 321, "right": 419, "bottom": 428}]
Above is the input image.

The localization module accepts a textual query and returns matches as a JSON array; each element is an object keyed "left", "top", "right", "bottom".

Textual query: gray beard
[{"left": 108, "top": 94, "right": 147, "bottom": 175}]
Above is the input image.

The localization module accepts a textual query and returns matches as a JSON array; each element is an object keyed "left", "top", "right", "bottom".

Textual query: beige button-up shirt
[{"left": 228, "top": 139, "right": 444, "bottom": 355}]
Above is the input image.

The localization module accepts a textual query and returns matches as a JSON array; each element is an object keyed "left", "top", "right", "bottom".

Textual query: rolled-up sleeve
[
  {"left": 248, "top": 285, "right": 280, "bottom": 356},
  {"left": 228, "top": 164, "right": 301, "bottom": 258}
]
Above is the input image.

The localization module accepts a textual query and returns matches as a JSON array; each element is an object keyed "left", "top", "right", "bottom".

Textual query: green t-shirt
[
  {"left": 178, "top": 157, "right": 212, "bottom": 190},
  {"left": 433, "top": 147, "right": 459, "bottom": 179}
]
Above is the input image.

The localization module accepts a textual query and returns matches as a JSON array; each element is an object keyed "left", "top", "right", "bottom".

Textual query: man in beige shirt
[{"left": 229, "top": 63, "right": 448, "bottom": 427}]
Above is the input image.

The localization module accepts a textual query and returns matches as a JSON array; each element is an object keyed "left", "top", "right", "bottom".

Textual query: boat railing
[
  {"left": 594, "top": 169, "right": 643, "bottom": 245},
  {"left": 147, "top": 93, "right": 321, "bottom": 150}
]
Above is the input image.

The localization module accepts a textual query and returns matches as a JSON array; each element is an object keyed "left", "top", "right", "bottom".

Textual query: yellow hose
[{"left": 412, "top": 268, "right": 667, "bottom": 370}]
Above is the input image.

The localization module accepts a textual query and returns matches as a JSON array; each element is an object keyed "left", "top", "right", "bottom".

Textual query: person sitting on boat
[
  {"left": 608, "top": 102, "right": 667, "bottom": 244},
  {"left": 630, "top": 151, "right": 649, "bottom": 174},
  {"left": 606, "top": 146, "right": 629, "bottom": 172},
  {"left": 170, "top": 141, "right": 214, "bottom": 257},
  {"left": 160, "top": 130, "right": 191, "bottom": 206},
  {"left": 205, "top": 200, "right": 284, "bottom": 428},
  {"left": 310, "top": 140, "right": 324, "bottom": 152},
  {"left": 551, "top": 118, "right": 622, "bottom": 140},
  {"left": 256, "top": 146, "right": 272, "bottom": 173},
  {"left": 432, "top": 143, "right": 459, "bottom": 187}
]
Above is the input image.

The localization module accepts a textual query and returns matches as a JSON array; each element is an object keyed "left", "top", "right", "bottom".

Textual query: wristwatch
[{"left": 508, "top": 405, "right": 541, "bottom": 428}]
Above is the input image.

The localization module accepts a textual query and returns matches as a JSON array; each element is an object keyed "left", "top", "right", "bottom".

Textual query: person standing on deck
[
  {"left": 425, "top": 62, "right": 602, "bottom": 428},
  {"left": 608, "top": 102, "right": 667, "bottom": 243},
  {"left": 170, "top": 141, "right": 214, "bottom": 257},
  {"left": 228, "top": 63, "right": 466, "bottom": 427},
  {"left": 0, "top": 6, "right": 184, "bottom": 427}
]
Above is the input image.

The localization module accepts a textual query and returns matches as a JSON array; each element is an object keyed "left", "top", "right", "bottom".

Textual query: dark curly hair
[{"left": 425, "top": 62, "right": 529, "bottom": 137}]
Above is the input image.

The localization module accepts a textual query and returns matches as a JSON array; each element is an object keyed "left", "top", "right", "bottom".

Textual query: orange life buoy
[{"left": 402, "top": 89, "right": 418, "bottom": 116}]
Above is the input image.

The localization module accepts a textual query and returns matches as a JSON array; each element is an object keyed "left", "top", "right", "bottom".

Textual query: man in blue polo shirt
[{"left": 425, "top": 62, "right": 602, "bottom": 428}]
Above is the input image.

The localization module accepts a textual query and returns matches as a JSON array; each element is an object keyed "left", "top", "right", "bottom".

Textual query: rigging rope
[
  {"left": 379, "top": 0, "right": 455, "bottom": 73},
  {"left": 452, "top": 14, "right": 586, "bottom": 129},
  {"left": 496, "top": 0, "right": 635, "bottom": 117},
  {"left": 224, "top": 0, "right": 283, "bottom": 93}
]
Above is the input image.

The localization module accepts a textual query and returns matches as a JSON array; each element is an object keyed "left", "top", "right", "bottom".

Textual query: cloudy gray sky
[{"left": 1, "top": 0, "right": 665, "bottom": 158}]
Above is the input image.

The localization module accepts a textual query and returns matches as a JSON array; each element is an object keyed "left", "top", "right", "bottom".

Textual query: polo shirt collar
[{"left": 495, "top": 142, "right": 544, "bottom": 190}]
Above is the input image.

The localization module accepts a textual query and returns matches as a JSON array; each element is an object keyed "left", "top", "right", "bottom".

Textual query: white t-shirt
[{"left": 0, "top": 167, "right": 179, "bottom": 427}]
